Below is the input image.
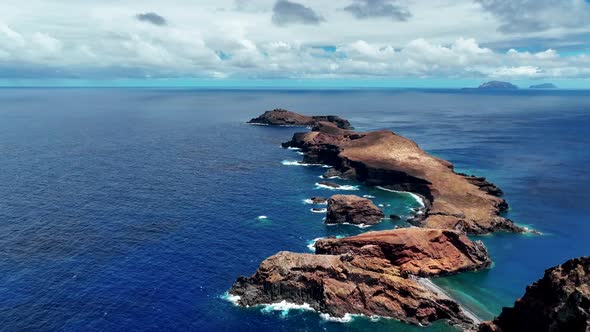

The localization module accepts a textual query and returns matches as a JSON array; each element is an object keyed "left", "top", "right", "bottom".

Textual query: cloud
[
  {"left": 344, "top": 0, "right": 411, "bottom": 21},
  {"left": 136, "top": 12, "right": 168, "bottom": 26},
  {"left": 476, "top": 0, "right": 590, "bottom": 33},
  {"left": 271, "top": 0, "right": 324, "bottom": 26}
]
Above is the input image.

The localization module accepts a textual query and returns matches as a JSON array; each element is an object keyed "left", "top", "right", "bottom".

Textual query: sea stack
[{"left": 325, "top": 194, "right": 384, "bottom": 225}]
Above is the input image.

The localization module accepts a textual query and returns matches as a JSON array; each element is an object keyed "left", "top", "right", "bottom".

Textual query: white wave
[
  {"left": 307, "top": 235, "right": 345, "bottom": 251},
  {"left": 303, "top": 199, "right": 314, "bottom": 204},
  {"left": 378, "top": 204, "right": 384, "bottom": 207},
  {"left": 326, "top": 222, "right": 373, "bottom": 229},
  {"left": 260, "top": 300, "right": 315, "bottom": 317},
  {"left": 257, "top": 215, "right": 268, "bottom": 220},
  {"left": 362, "top": 195, "right": 375, "bottom": 199},
  {"left": 307, "top": 237, "right": 323, "bottom": 251},
  {"left": 297, "top": 152, "right": 305, "bottom": 155},
  {"left": 315, "top": 183, "right": 359, "bottom": 191},
  {"left": 320, "top": 313, "right": 354, "bottom": 323},
  {"left": 220, "top": 292, "right": 241, "bottom": 305},
  {"left": 287, "top": 147, "right": 301, "bottom": 150},
  {"left": 310, "top": 208, "right": 327, "bottom": 213},
  {"left": 282, "top": 160, "right": 330, "bottom": 167},
  {"left": 376, "top": 186, "right": 426, "bottom": 207}
]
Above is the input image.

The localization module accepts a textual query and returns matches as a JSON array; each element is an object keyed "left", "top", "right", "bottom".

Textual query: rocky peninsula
[
  {"left": 231, "top": 109, "right": 527, "bottom": 328},
  {"left": 230, "top": 228, "right": 490, "bottom": 327},
  {"left": 283, "top": 119, "right": 522, "bottom": 235},
  {"left": 479, "top": 256, "right": 589, "bottom": 332}
]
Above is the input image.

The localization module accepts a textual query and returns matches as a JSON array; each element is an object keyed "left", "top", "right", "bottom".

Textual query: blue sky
[{"left": 0, "top": 0, "right": 589, "bottom": 87}]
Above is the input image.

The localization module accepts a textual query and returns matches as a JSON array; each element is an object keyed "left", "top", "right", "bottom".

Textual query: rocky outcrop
[
  {"left": 315, "top": 229, "right": 491, "bottom": 276},
  {"left": 325, "top": 194, "right": 384, "bottom": 225},
  {"left": 310, "top": 196, "right": 327, "bottom": 204},
  {"left": 230, "top": 252, "right": 473, "bottom": 327},
  {"left": 477, "top": 81, "right": 518, "bottom": 89},
  {"left": 247, "top": 109, "right": 353, "bottom": 129},
  {"left": 284, "top": 121, "right": 522, "bottom": 235},
  {"left": 479, "top": 256, "right": 590, "bottom": 332}
]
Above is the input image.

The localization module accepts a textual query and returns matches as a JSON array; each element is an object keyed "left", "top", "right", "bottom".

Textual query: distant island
[
  {"left": 477, "top": 81, "right": 518, "bottom": 89},
  {"left": 530, "top": 83, "right": 557, "bottom": 89}
]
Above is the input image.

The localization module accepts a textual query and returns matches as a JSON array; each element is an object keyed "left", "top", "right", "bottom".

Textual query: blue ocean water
[{"left": 0, "top": 88, "right": 589, "bottom": 331}]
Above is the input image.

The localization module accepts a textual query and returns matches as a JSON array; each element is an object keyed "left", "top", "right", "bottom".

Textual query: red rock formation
[
  {"left": 479, "top": 256, "right": 590, "bottom": 332},
  {"left": 247, "top": 109, "right": 353, "bottom": 129},
  {"left": 230, "top": 251, "right": 473, "bottom": 327},
  {"left": 284, "top": 121, "right": 522, "bottom": 235},
  {"left": 325, "top": 194, "right": 384, "bottom": 225},
  {"left": 315, "top": 228, "right": 491, "bottom": 276}
]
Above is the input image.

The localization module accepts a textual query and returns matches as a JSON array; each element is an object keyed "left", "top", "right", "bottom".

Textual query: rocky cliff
[
  {"left": 284, "top": 121, "right": 522, "bottom": 235},
  {"left": 479, "top": 256, "right": 590, "bottom": 332},
  {"left": 230, "top": 227, "right": 491, "bottom": 327}
]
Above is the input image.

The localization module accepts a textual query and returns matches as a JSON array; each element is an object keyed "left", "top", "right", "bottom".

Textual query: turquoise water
[{"left": 0, "top": 88, "right": 588, "bottom": 331}]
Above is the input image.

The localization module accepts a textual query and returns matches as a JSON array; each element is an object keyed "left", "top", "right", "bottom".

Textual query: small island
[
  {"left": 477, "top": 81, "right": 518, "bottom": 89},
  {"left": 530, "top": 83, "right": 557, "bottom": 89}
]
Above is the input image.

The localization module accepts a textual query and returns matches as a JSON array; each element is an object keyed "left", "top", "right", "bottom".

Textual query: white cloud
[{"left": 0, "top": 0, "right": 588, "bottom": 80}]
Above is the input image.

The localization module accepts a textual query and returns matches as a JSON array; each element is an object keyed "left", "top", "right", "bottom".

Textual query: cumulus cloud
[
  {"left": 271, "top": 0, "right": 324, "bottom": 26},
  {"left": 344, "top": 0, "right": 411, "bottom": 21},
  {"left": 136, "top": 12, "right": 168, "bottom": 26},
  {"left": 0, "top": 0, "right": 589, "bottom": 81},
  {"left": 476, "top": 0, "right": 590, "bottom": 33}
]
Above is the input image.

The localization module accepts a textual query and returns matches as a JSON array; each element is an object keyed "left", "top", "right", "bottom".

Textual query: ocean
[{"left": 0, "top": 88, "right": 589, "bottom": 331}]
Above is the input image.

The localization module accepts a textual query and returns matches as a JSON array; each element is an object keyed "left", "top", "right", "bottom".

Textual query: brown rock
[
  {"left": 326, "top": 194, "right": 384, "bottom": 225},
  {"left": 317, "top": 181, "right": 341, "bottom": 189},
  {"left": 479, "top": 256, "right": 590, "bottom": 332},
  {"left": 310, "top": 196, "right": 327, "bottom": 204},
  {"left": 230, "top": 251, "right": 472, "bottom": 327},
  {"left": 247, "top": 109, "right": 353, "bottom": 129},
  {"left": 315, "top": 228, "right": 491, "bottom": 277},
  {"left": 284, "top": 121, "right": 523, "bottom": 235}
]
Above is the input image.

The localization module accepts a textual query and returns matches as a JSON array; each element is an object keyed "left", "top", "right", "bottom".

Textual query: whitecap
[
  {"left": 310, "top": 208, "right": 327, "bottom": 213},
  {"left": 376, "top": 186, "right": 426, "bottom": 207},
  {"left": 307, "top": 237, "right": 323, "bottom": 251},
  {"left": 378, "top": 204, "right": 384, "bottom": 207},
  {"left": 287, "top": 147, "right": 301, "bottom": 150},
  {"left": 315, "top": 183, "right": 359, "bottom": 191},
  {"left": 326, "top": 222, "right": 373, "bottom": 229},
  {"left": 260, "top": 300, "right": 315, "bottom": 317},
  {"left": 257, "top": 215, "right": 268, "bottom": 220},
  {"left": 320, "top": 313, "right": 354, "bottom": 323},
  {"left": 362, "top": 195, "right": 375, "bottom": 199},
  {"left": 282, "top": 160, "right": 330, "bottom": 167},
  {"left": 303, "top": 199, "right": 314, "bottom": 204},
  {"left": 220, "top": 292, "right": 241, "bottom": 305}
]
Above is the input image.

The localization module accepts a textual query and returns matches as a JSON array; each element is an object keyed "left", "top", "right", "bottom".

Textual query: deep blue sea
[{"left": 1, "top": 88, "right": 589, "bottom": 331}]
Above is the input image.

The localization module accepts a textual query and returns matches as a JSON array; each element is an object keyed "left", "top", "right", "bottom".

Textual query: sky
[{"left": 1, "top": 0, "right": 590, "bottom": 87}]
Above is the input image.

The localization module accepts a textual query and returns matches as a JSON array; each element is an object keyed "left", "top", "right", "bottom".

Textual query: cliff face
[
  {"left": 247, "top": 109, "right": 353, "bottom": 129},
  {"left": 325, "top": 194, "right": 384, "bottom": 225},
  {"left": 284, "top": 121, "right": 521, "bottom": 235},
  {"left": 315, "top": 229, "right": 491, "bottom": 277},
  {"left": 231, "top": 227, "right": 492, "bottom": 327},
  {"left": 479, "top": 256, "right": 590, "bottom": 332}
]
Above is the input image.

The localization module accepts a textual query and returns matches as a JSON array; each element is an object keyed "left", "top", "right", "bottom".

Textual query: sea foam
[
  {"left": 376, "top": 186, "right": 425, "bottom": 207},
  {"left": 315, "top": 183, "right": 359, "bottom": 191},
  {"left": 310, "top": 208, "right": 327, "bottom": 213}
]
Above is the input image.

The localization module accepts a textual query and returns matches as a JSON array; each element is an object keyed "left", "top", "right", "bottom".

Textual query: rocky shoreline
[
  {"left": 282, "top": 119, "right": 521, "bottom": 235},
  {"left": 229, "top": 109, "right": 575, "bottom": 330}
]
